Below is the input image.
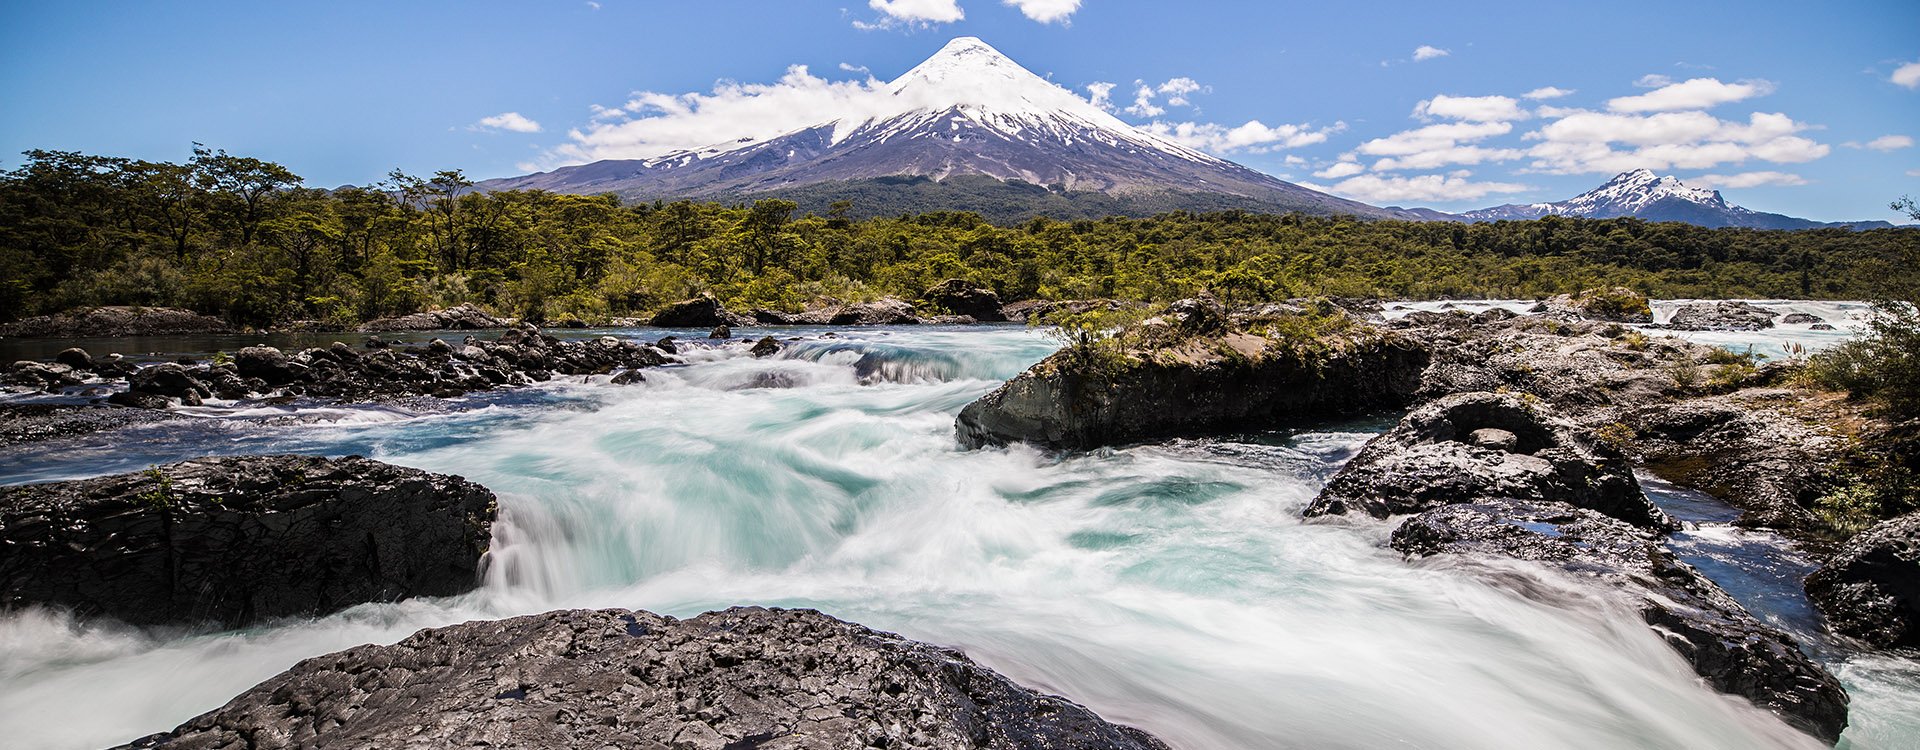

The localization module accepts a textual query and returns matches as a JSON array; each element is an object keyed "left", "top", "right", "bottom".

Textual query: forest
[{"left": 2, "top": 148, "right": 1916, "bottom": 328}]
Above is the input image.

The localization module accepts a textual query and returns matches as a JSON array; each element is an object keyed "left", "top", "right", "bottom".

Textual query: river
[{"left": 1, "top": 310, "right": 1916, "bottom": 748}]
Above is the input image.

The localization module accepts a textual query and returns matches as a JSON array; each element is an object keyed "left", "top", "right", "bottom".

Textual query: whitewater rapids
[{"left": 1, "top": 324, "right": 1916, "bottom": 749}]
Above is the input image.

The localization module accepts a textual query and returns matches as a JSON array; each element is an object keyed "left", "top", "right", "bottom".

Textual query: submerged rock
[
  {"left": 1304, "top": 392, "right": 1671, "bottom": 529},
  {"left": 0, "top": 306, "right": 233, "bottom": 338},
  {"left": 358, "top": 303, "right": 512, "bottom": 332},
  {"left": 958, "top": 300, "right": 1428, "bottom": 449},
  {"left": 116, "top": 607, "right": 1171, "bottom": 750},
  {"left": 922, "top": 279, "right": 1007, "bottom": 322},
  {"left": 1392, "top": 499, "right": 1848, "bottom": 742},
  {"left": 1667, "top": 301, "right": 1775, "bottom": 331},
  {"left": 1806, "top": 512, "right": 1920, "bottom": 648},
  {"left": 750, "top": 335, "right": 781, "bottom": 358},
  {"left": 0, "top": 403, "right": 190, "bottom": 446},
  {"left": 1541, "top": 287, "right": 1654, "bottom": 323},
  {"left": 0, "top": 455, "right": 496, "bottom": 628}
]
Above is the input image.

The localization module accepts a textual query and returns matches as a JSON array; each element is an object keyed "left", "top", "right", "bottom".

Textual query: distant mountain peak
[
  {"left": 1459, "top": 170, "right": 1887, "bottom": 230},
  {"left": 479, "top": 36, "right": 1416, "bottom": 222}
]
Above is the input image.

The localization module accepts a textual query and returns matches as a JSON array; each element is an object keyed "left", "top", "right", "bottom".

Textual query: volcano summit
[{"left": 480, "top": 38, "right": 1417, "bottom": 221}]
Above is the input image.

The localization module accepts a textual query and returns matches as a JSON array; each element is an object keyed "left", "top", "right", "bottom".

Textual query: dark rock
[
  {"left": 1810, "top": 323, "right": 1836, "bottom": 331},
  {"left": 126, "top": 362, "right": 211, "bottom": 405},
  {"left": 655, "top": 335, "right": 678, "bottom": 354},
  {"left": 1391, "top": 499, "right": 1847, "bottom": 742},
  {"left": 922, "top": 279, "right": 1007, "bottom": 322},
  {"left": 609, "top": 369, "right": 646, "bottom": 385},
  {"left": 117, "top": 607, "right": 1170, "bottom": 750},
  {"left": 364, "top": 335, "right": 390, "bottom": 349},
  {"left": 0, "top": 403, "right": 189, "bottom": 446},
  {"left": 426, "top": 338, "right": 453, "bottom": 355},
  {"left": 0, "top": 455, "right": 496, "bottom": 628},
  {"left": 828, "top": 298, "right": 922, "bottom": 326},
  {"left": 749, "top": 336, "right": 781, "bottom": 358},
  {"left": 1623, "top": 393, "right": 1843, "bottom": 534},
  {"left": 1541, "top": 287, "right": 1654, "bottom": 323},
  {"left": 54, "top": 347, "right": 95, "bottom": 370},
  {"left": 1303, "top": 392, "right": 1671, "bottom": 529},
  {"left": 709, "top": 324, "right": 732, "bottom": 339},
  {"left": 750, "top": 308, "right": 801, "bottom": 325},
  {"left": 2, "top": 360, "right": 83, "bottom": 390},
  {"left": 0, "top": 306, "right": 232, "bottom": 338},
  {"left": 958, "top": 307, "right": 1428, "bottom": 449},
  {"left": 1396, "top": 313, "right": 1701, "bottom": 421},
  {"left": 1668, "top": 301, "right": 1775, "bottom": 331},
  {"left": 233, "top": 346, "right": 298, "bottom": 385},
  {"left": 359, "top": 303, "right": 512, "bottom": 332},
  {"left": 650, "top": 294, "right": 749, "bottom": 328},
  {"left": 106, "top": 391, "right": 172, "bottom": 410},
  {"left": 1780, "top": 312, "right": 1826, "bottom": 325},
  {"left": 1806, "top": 512, "right": 1920, "bottom": 648}
]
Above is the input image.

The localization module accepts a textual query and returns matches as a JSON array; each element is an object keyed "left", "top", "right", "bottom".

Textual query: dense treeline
[{"left": 3, "top": 148, "right": 1915, "bottom": 328}]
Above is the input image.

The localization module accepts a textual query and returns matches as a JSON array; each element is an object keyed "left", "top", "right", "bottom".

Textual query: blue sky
[{"left": 3, "top": 0, "right": 1916, "bottom": 221}]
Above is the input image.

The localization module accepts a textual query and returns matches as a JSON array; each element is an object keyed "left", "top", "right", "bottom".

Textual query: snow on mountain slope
[
  {"left": 481, "top": 38, "right": 1412, "bottom": 220},
  {"left": 1458, "top": 170, "right": 1888, "bottom": 229}
]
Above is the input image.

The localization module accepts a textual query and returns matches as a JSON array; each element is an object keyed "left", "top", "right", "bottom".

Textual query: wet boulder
[
  {"left": 54, "top": 347, "right": 95, "bottom": 370},
  {"left": 750, "top": 336, "right": 781, "bottom": 358},
  {"left": 1304, "top": 392, "right": 1671, "bottom": 530},
  {"left": 708, "top": 324, "right": 732, "bottom": 339},
  {"left": 1805, "top": 512, "right": 1920, "bottom": 648},
  {"left": 650, "top": 293, "right": 749, "bottom": 328},
  {"left": 1667, "top": 301, "right": 1775, "bottom": 331},
  {"left": 234, "top": 346, "right": 299, "bottom": 385},
  {"left": 358, "top": 303, "right": 512, "bottom": 332},
  {"left": 0, "top": 455, "right": 496, "bottom": 628},
  {"left": 116, "top": 607, "right": 1170, "bottom": 750},
  {"left": 0, "top": 306, "right": 232, "bottom": 338},
  {"left": 829, "top": 297, "right": 922, "bottom": 325},
  {"left": 1391, "top": 499, "right": 1848, "bottom": 741},
  {"left": 2, "top": 360, "right": 83, "bottom": 390},
  {"left": 922, "top": 278, "right": 1007, "bottom": 322},
  {"left": 958, "top": 304, "right": 1428, "bottom": 450},
  {"left": 120, "top": 362, "right": 212, "bottom": 405},
  {"left": 1779, "top": 312, "right": 1826, "bottom": 325},
  {"left": 1541, "top": 287, "right": 1654, "bottom": 323}
]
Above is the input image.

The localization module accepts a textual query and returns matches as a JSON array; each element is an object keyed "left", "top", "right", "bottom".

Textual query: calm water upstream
[{"left": 2, "top": 314, "right": 1916, "bottom": 748}]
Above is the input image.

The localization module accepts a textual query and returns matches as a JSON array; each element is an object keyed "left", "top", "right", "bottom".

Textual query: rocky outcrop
[
  {"left": 1397, "top": 313, "right": 1704, "bottom": 420},
  {"left": 923, "top": 279, "right": 1008, "bottom": 322},
  {"left": 117, "top": 607, "right": 1170, "bottom": 750},
  {"left": 958, "top": 300, "right": 1428, "bottom": 449},
  {"left": 1392, "top": 499, "right": 1849, "bottom": 742},
  {"left": 1667, "top": 301, "right": 1775, "bottom": 331},
  {"left": 358, "top": 304, "right": 513, "bottom": 332},
  {"left": 1780, "top": 312, "right": 1826, "bottom": 325},
  {"left": 827, "top": 298, "right": 922, "bottom": 326},
  {"left": 1621, "top": 391, "right": 1851, "bottom": 533},
  {"left": 1000, "top": 299, "right": 1128, "bottom": 324},
  {"left": 1806, "top": 512, "right": 1920, "bottom": 648},
  {"left": 0, "top": 306, "right": 232, "bottom": 338},
  {"left": 651, "top": 294, "right": 752, "bottom": 328},
  {"left": 0, "top": 455, "right": 495, "bottom": 628},
  {"left": 1304, "top": 393, "right": 1671, "bottom": 529},
  {"left": 1540, "top": 287, "right": 1654, "bottom": 323},
  {"left": 109, "top": 327, "right": 674, "bottom": 406},
  {"left": 0, "top": 403, "right": 190, "bottom": 446}
]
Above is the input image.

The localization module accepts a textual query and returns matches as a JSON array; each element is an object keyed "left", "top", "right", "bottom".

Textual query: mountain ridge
[
  {"left": 479, "top": 37, "right": 1423, "bottom": 221},
  {"left": 1458, "top": 169, "right": 1891, "bottom": 230}
]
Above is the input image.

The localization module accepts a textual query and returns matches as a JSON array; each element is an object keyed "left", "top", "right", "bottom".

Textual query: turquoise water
[{"left": 1, "top": 325, "right": 1914, "bottom": 749}]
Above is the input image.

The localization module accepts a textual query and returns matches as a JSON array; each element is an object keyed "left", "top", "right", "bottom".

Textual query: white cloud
[
  {"left": 472, "top": 112, "right": 542, "bottom": 133},
  {"left": 1687, "top": 171, "right": 1808, "bottom": 189},
  {"left": 1311, "top": 170, "right": 1529, "bottom": 203},
  {"left": 540, "top": 65, "right": 890, "bottom": 166},
  {"left": 1413, "top": 45, "right": 1450, "bottom": 61},
  {"left": 1523, "top": 110, "right": 1829, "bottom": 174},
  {"left": 1003, "top": 0, "right": 1081, "bottom": 23},
  {"left": 861, "top": 0, "right": 963, "bottom": 27},
  {"left": 1124, "top": 77, "right": 1209, "bottom": 117},
  {"left": 1522, "top": 86, "right": 1574, "bottom": 100},
  {"left": 1143, "top": 120, "right": 1343, "bottom": 154},
  {"left": 586, "top": 1, "right": 601, "bottom": 9},
  {"left": 1313, "top": 160, "right": 1366, "bottom": 179},
  {"left": 1908, "top": 169, "right": 1920, "bottom": 177},
  {"left": 1606, "top": 77, "right": 1775, "bottom": 112},
  {"left": 1086, "top": 81, "right": 1116, "bottom": 110},
  {"left": 1414, "top": 94, "right": 1529, "bottom": 122},
  {"left": 839, "top": 62, "right": 871, "bottom": 75},
  {"left": 1847, "top": 134, "right": 1913, "bottom": 151},
  {"left": 1373, "top": 146, "right": 1525, "bottom": 171},
  {"left": 1893, "top": 61, "right": 1920, "bottom": 89},
  {"left": 1635, "top": 74, "right": 1674, "bottom": 88}
]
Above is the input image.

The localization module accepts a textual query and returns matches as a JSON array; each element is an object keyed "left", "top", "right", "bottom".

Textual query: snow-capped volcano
[
  {"left": 480, "top": 37, "right": 1410, "bottom": 220},
  {"left": 1458, "top": 170, "right": 1886, "bottom": 229}
]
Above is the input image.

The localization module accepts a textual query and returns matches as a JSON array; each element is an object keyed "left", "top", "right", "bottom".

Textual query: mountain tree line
[{"left": 2, "top": 148, "right": 1916, "bottom": 328}]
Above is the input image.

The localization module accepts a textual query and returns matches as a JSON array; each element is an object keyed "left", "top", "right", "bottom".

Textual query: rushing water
[{"left": 2, "top": 319, "right": 1917, "bottom": 749}]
